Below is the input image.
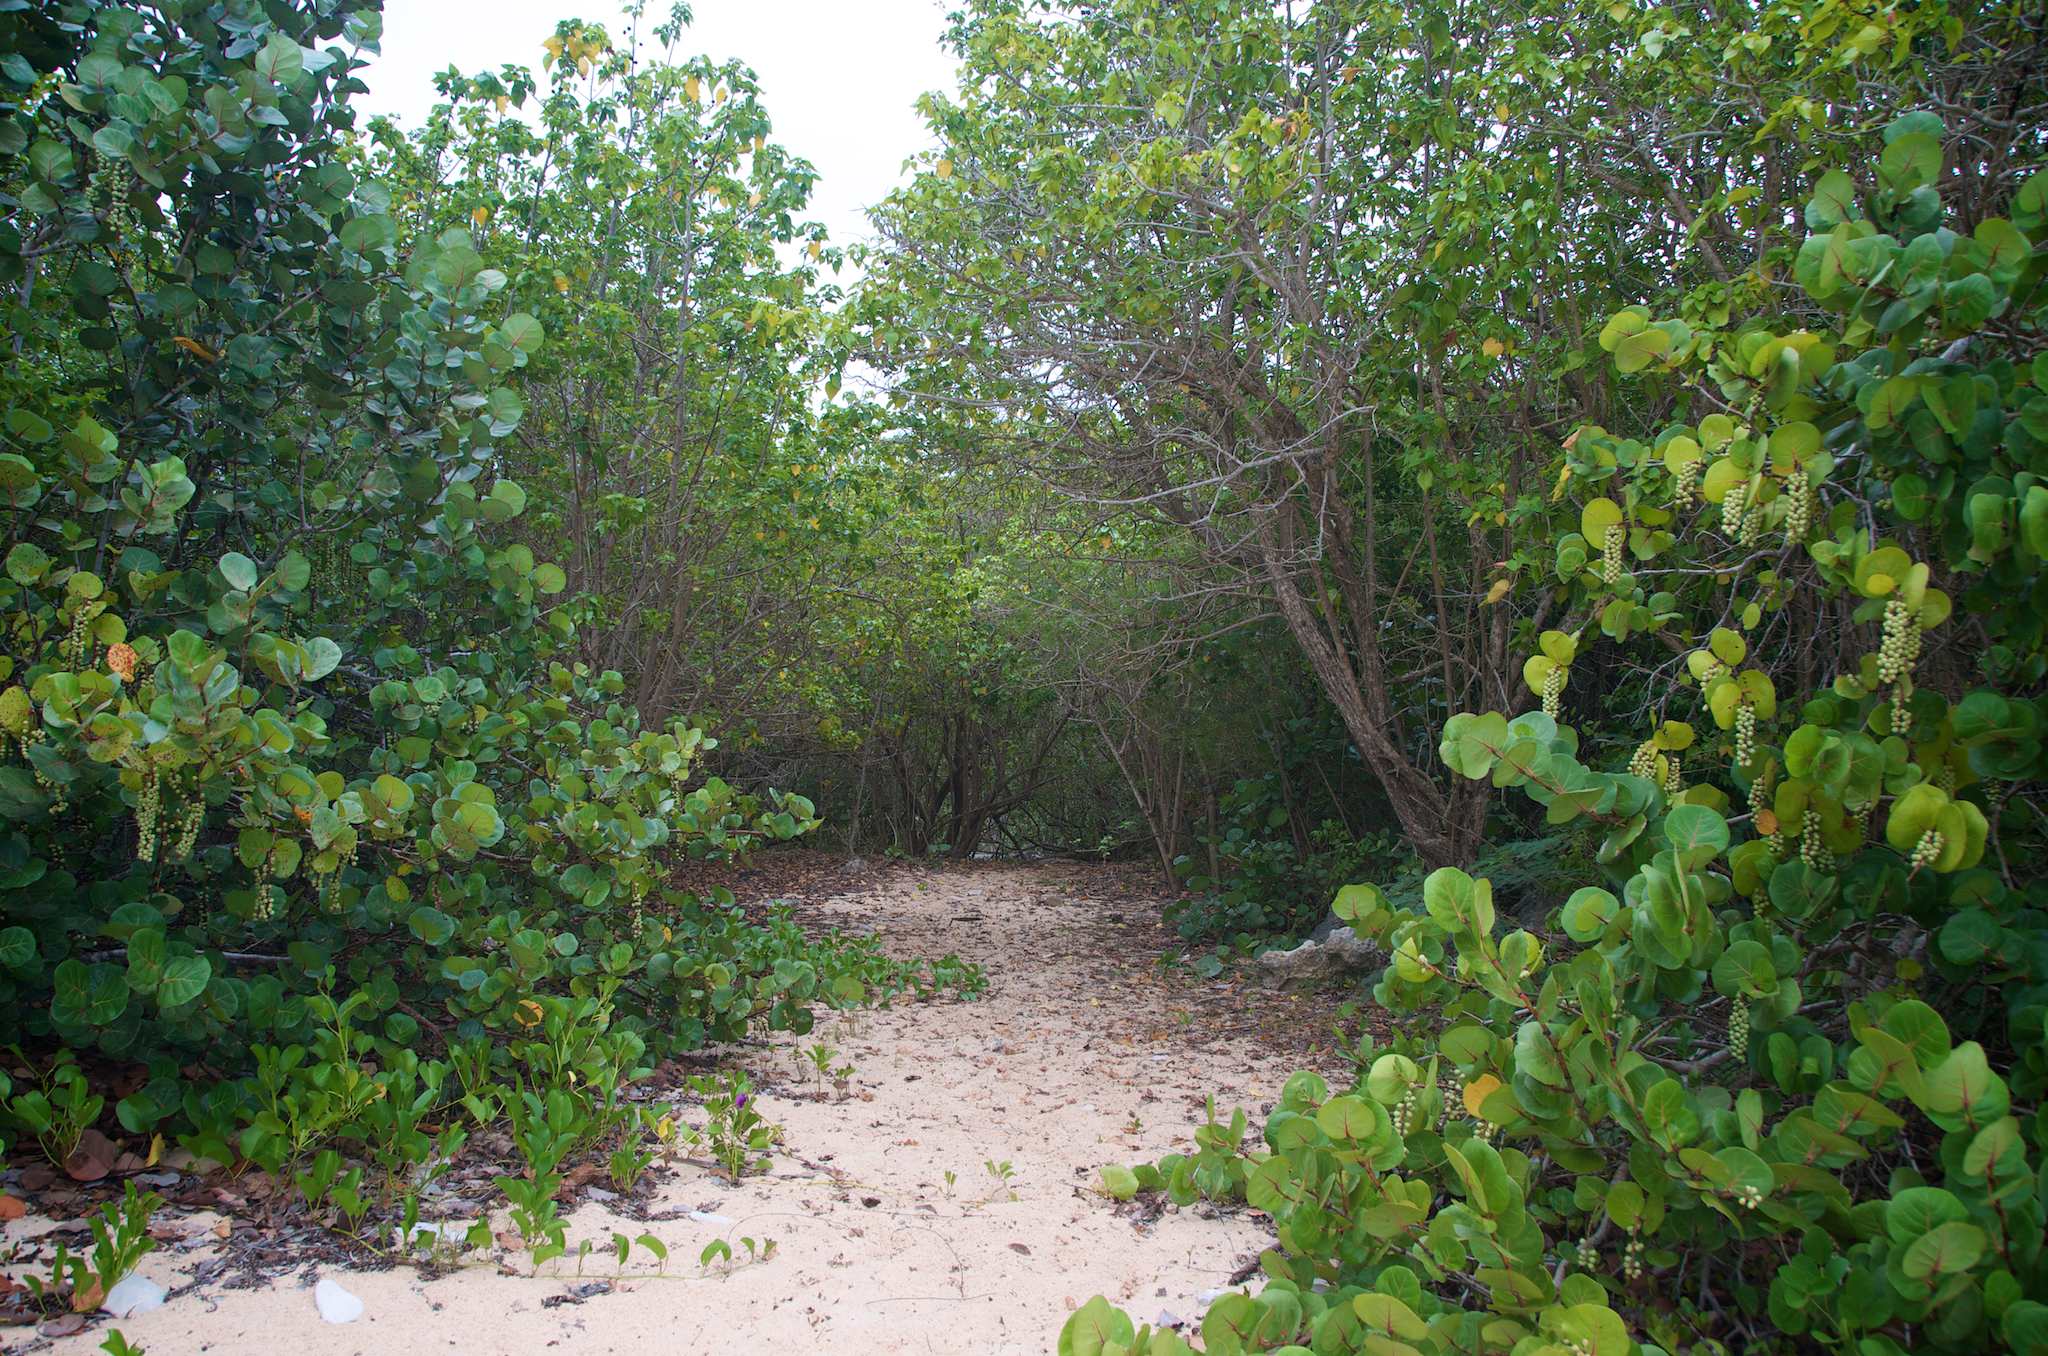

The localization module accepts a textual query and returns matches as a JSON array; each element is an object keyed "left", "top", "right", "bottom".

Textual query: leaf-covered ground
[{"left": 6, "top": 858, "right": 1351, "bottom": 1354}]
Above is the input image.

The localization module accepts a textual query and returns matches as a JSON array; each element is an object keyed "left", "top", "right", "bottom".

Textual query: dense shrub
[
  {"left": 0, "top": 0, "right": 976, "bottom": 1191},
  {"left": 1068, "top": 119, "right": 2048, "bottom": 1356}
]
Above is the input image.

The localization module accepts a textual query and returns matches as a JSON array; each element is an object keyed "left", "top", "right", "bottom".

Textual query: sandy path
[{"left": 12, "top": 860, "right": 1338, "bottom": 1356}]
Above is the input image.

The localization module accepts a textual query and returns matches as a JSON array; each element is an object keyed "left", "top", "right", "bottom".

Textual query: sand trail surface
[{"left": 12, "top": 859, "right": 1341, "bottom": 1356}]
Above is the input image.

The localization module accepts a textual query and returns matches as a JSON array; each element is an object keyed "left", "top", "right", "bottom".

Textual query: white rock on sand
[
  {"left": 100, "top": 1274, "right": 165, "bottom": 1318},
  {"left": 313, "top": 1277, "right": 364, "bottom": 1324}
]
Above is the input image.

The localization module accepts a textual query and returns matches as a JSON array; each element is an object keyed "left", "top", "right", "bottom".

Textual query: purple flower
[{"left": 734, "top": 1093, "right": 748, "bottom": 1108}]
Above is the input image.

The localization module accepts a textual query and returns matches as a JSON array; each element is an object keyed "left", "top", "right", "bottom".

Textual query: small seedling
[
  {"left": 982, "top": 1158, "right": 1018, "bottom": 1203},
  {"left": 686, "top": 1069, "right": 779, "bottom": 1180},
  {"left": 101, "top": 1332, "right": 145, "bottom": 1356},
  {"left": 804, "top": 1042, "right": 837, "bottom": 1092},
  {"left": 28, "top": 1183, "right": 160, "bottom": 1313},
  {"left": 942, "top": 1169, "right": 958, "bottom": 1198},
  {"left": 609, "top": 1139, "right": 657, "bottom": 1193},
  {"left": 577, "top": 1231, "right": 669, "bottom": 1276},
  {"left": 6, "top": 1052, "right": 105, "bottom": 1169},
  {"left": 699, "top": 1234, "right": 777, "bottom": 1275}
]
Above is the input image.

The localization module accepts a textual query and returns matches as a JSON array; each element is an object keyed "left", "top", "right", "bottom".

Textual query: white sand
[{"left": 12, "top": 862, "right": 1322, "bottom": 1355}]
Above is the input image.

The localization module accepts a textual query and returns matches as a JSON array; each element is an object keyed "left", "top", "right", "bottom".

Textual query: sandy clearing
[{"left": 11, "top": 860, "right": 1338, "bottom": 1356}]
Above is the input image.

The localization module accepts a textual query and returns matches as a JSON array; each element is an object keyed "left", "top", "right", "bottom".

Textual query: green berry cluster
[
  {"left": 1601, "top": 523, "right": 1624, "bottom": 585},
  {"left": 1621, "top": 1229, "right": 1645, "bottom": 1281},
  {"left": 1438, "top": 1076, "right": 1461, "bottom": 1127},
  {"left": 1627, "top": 739, "right": 1659, "bottom": 780},
  {"left": 1728, "top": 998, "right": 1749, "bottom": 1060},
  {"left": 1671, "top": 456, "right": 1701, "bottom": 508},
  {"left": 1877, "top": 599, "right": 1921, "bottom": 684},
  {"left": 1799, "top": 808, "right": 1833, "bottom": 871},
  {"left": 171, "top": 795, "right": 203, "bottom": 860},
  {"left": 135, "top": 771, "right": 162, "bottom": 862},
  {"left": 1721, "top": 481, "right": 1747, "bottom": 539},
  {"left": 1390, "top": 1083, "right": 1422, "bottom": 1137},
  {"left": 1909, "top": 827, "right": 1945, "bottom": 872},
  {"left": 250, "top": 856, "right": 277, "bottom": 921},
  {"left": 1784, "top": 466, "right": 1811, "bottom": 539},
  {"left": 59, "top": 602, "right": 102, "bottom": 667},
  {"left": 1733, "top": 701, "right": 1756, "bottom": 767},
  {"left": 1541, "top": 664, "right": 1564, "bottom": 720},
  {"left": 1878, "top": 599, "right": 1922, "bottom": 734}
]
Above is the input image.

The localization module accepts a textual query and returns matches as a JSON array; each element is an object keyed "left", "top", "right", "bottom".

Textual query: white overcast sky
[{"left": 355, "top": 0, "right": 961, "bottom": 253}]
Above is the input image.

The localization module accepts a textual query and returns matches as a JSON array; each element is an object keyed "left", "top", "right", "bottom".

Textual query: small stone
[
  {"left": 102, "top": 1274, "right": 166, "bottom": 1317},
  {"left": 315, "top": 1277, "right": 364, "bottom": 1324}
]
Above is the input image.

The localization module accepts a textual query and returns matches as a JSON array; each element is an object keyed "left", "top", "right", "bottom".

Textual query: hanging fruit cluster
[
  {"left": 1878, "top": 597, "right": 1923, "bottom": 732},
  {"left": 1783, "top": 466, "right": 1811, "bottom": 539},
  {"left": 1523, "top": 630, "right": 1577, "bottom": 722},
  {"left": 1721, "top": 479, "right": 1748, "bottom": 540}
]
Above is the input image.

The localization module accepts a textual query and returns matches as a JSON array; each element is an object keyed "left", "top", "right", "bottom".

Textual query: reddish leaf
[{"left": 63, "top": 1129, "right": 118, "bottom": 1182}]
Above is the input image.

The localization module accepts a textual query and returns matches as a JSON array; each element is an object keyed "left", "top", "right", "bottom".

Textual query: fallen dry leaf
[
  {"left": 0, "top": 1195, "right": 25, "bottom": 1221},
  {"left": 64, "top": 1129, "right": 118, "bottom": 1182}
]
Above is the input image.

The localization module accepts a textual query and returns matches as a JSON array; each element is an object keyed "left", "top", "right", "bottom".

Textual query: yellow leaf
[
  {"left": 1550, "top": 464, "right": 1572, "bottom": 501},
  {"left": 1484, "top": 578, "right": 1513, "bottom": 605},
  {"left": 935, "top": 158, "right": 954, "bottom": 179},
  {"left": 807, "top": 240, "right": 822, "bottom": 261},
  {"left": 471, "top": 205, "right": 490, "bottom": 226},
  {"left": 515, "top": 999, "right": 544, "bottom": 1027},
  {"left": 1464, "top": 1074, "right": 1502, "bottom": 1117},
  {"left": 146, "top": 1133, "right": 164, "bottom": 1167},
  {"left": 1481, "top": 337, "right": 1505, "bottom": 357},
  {"left": 685, "top": 74, "right": 701, "bottom": 102},
  {"left": 1494, "top": 102, "right": 1511, "bottom": 121},
  {"left": 172, "top": 336, "right": 219, "bottom": 363}
]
